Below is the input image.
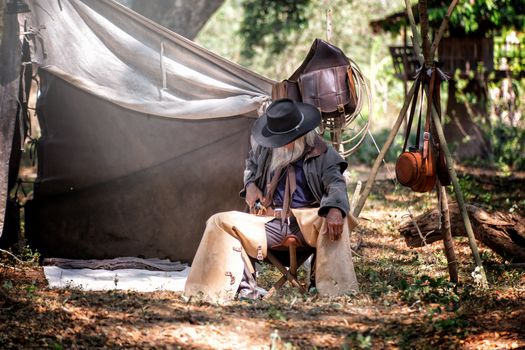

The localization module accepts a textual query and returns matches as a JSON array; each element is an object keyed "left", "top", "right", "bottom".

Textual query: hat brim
[{"left": 252, "top": 102, "right": 321, "bottom": 148}]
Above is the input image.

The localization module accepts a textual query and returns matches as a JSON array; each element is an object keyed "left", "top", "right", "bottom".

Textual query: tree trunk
[
  {"left": 399, "top": 203, "right": 525, "bottom": 263},
  {"left": 122, "top": 0, "right": 225, "bottom": 40},
  {"left": 444, "top": 79, "right": 492, "bottom": 161}
]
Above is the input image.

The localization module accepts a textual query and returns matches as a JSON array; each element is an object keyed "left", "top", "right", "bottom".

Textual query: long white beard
[{"left": 269, "top": 139, "right": 305, "bottom": 173}]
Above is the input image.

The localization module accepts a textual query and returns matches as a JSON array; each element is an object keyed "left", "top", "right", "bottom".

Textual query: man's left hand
[{"left": 325, "top": 208, "right": 344, "bottom": 241}]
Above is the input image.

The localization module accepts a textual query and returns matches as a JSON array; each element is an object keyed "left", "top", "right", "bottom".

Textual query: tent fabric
[
  {"left": 26, "top": 0, "right": 273, "bottom": 119},
  {"left": 22, "top": 0, "right": 274, "bottom": 261},
  {"left": 44, "top": 265, "right": 190, "bottom": 292},
  {"left": 0, "top": 11, "right": 22, "bottom": 243}
]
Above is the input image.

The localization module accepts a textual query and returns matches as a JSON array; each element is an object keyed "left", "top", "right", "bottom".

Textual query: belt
[{"left": 265, "top": 207, "right": 294, "bottom": 219}]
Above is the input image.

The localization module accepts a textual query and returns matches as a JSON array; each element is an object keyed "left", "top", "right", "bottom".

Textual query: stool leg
[
  {"left": 288, "top": 245, "right": 307, "bottom": 293},
  {"left": 289, "top": 245, "right": 298, "bottom": 276},
  {"left": 264, "top": 250, "right": 308, "bottom": 299}
]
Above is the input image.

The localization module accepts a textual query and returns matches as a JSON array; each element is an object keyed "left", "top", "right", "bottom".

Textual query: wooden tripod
[{"left": 352, "top": 0, "right": 487, "bottom": 286}]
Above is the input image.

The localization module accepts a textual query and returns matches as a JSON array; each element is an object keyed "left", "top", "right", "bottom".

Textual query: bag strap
[
  {"left": 425, "top": 68, "right": 437, "bottom": 134},
  {"left": 415, "top": 82, "right": 424, "bottom": 148},
  {"left": 402, "top": 73, "right": 422, "bottom": 152},
  {"left": 422, "top": 68, "right": 437, "bottom": 161}
]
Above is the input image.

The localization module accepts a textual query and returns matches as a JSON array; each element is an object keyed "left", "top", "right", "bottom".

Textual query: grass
[{"left": 0, "top": 176, "right": 524, "bottom": 349}]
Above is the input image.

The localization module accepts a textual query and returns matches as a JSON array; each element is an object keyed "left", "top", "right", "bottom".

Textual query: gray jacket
[{"left": 240, "top": 136, "right": 350, "bottom": 217}]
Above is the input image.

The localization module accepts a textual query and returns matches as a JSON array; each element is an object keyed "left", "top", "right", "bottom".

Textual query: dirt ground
[{"left": 1, "top": 177, "right": 524, "bottom": 349}]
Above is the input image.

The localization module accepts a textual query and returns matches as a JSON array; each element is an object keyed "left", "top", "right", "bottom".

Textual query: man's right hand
[{"left": 245, "top": 183, "right": 264, "bottom": 213}]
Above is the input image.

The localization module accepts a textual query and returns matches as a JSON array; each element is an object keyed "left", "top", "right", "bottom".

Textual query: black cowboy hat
[{"left": 252, "top": 98, "right": 321, "bottom": 148}]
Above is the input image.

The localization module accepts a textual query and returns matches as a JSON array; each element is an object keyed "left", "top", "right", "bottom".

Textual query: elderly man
[{"left": 185, "top": 99, "right": 358, "bottom": 303}]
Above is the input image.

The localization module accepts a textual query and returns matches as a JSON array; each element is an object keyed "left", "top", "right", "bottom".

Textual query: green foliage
[
  {"left": 487, "top": 77, "right": 525, "bottom": 171},
  {"left": 267, "top": 305, "right": 287, "bottom": 321},
  {"left": 240, "top": 0, "right": 310, "bottom": 59},
  {"left": 491, "top": 120, "right": 525, "bottom": 170},
  {"left": 18, "top": 245, "right": 41, "bottom": 264},
  {"left": 494, "top": 30, "right": 525, "bottom": 73},
  {"left": 343, "top": 332, "right": 373, "bottom": 350},
  {"left": 400, "top": 275, "right": 459, "bottom": 309},
  {"left": 440, "top": 0, "right": 525, "bottom": 36},
  {"left": 380, "top": 0, "right": 525, "bottom": 37},
  {"left": 353, "top": 127, "right": 405, "bottom": 165},
  {"left": 458, "top": 175, "right": 494, "bottom": 208}
]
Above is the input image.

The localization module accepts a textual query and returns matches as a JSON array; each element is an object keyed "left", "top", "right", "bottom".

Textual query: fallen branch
[
  {"left": 399, "top": 203, "right": 525, "bottom": 263},
  {"left": 0, "top": 248, "right": 24, "bottom": 264}
]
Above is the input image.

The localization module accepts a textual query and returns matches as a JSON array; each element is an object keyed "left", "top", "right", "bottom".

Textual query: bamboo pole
[
  {"left": 353, "top": 0, "right": 487, "bottom": 285},
  {"left": 416, "top": 0, "right": 487, "bottom": 286},
  {"left": 428, "top": 92, "right": 488, "bottom": 286},
  {"left": 430, "top": 0, "right": 459, "bottom": 58},
  {"left": 437, "top": 183, "right": 459, "bottom": 283},
  {"left": 352, "top": 80, "right": 418, "bottom": 217},
  {"left": 404, "top": 0, "right": 423, "bottom": 64},
  {"left": 418, "top": 0, "right": 432, "bottom": 68}
]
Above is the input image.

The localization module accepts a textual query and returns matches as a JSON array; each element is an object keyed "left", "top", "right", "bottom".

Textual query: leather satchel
[
  {"left": 271, "top": 79, "right": 301, "bottom": 102},
  {"left": 298, "top": 65, "right": 357, "bottom": 118},
  {"left": 395, "top": 69, "right": 437, "bottom": 193},
  {"left": 271, "top": 39, "right": 358, "bottom": 118}
]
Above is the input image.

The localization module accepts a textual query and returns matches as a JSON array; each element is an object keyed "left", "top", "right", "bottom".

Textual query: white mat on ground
[{"left": 44, "top": 265, "right": 190, "bottom": 292}]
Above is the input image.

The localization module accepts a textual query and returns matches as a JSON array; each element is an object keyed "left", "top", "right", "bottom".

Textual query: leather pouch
[{"left": 298, "top": 65, "right": 357, "bottom": 118}]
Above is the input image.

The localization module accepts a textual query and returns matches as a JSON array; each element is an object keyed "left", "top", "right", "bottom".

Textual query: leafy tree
[
  {"left": 239, "top": 0, "right": 311, "bottom": 59},
  {"left": 118, "top": 0, "right": 225, "bottom": 40},
  {"left": 379, "top": 0, "right": 525, "bottom": 37}
]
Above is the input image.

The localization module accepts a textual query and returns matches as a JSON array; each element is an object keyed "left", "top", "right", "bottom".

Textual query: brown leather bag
[
  {"left": 395, "top": 69, "right": 437, "bottom": 193},
  {"left": 271, "top": 39, "right": 357, "bottom": 117},
  {"left": 271, "top": 79, "right": 301, "bottom": 102},
  {"left": 298, "top": 65, "right": 357, "bottom": 118}
]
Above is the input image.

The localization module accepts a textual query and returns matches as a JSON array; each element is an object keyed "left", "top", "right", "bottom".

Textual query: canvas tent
[{"left": 0, "top": 0, "right": 273, "bottom": 262}]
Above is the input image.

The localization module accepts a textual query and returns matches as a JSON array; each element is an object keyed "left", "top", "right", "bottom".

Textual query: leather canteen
[
  {"left": 411, "top": 136, "right": 437, "bottom": 193},
  {"left": 298, "top": 65, "right": 357, "bottom": 118},
  {"left": 395, "top": 146, "right": 436, "bottom": 192},
  {"left": 395, "top": 131, "right": 438, "bottom": 194},
  {"left": 396, "top": 149, "right": 424, "bottom": 187}
]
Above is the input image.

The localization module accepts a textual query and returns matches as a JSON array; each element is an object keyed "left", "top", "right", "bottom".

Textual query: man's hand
[
  {"left": 245, "top": 183, "right": 264, "bottom": 213},
  {"left": 325, "top": 208, "right": 344, "bottom": 241}
]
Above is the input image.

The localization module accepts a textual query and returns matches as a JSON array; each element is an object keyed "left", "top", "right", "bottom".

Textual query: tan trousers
[{"left": 184, "top": 209, "right": 359, "bottom": 303}]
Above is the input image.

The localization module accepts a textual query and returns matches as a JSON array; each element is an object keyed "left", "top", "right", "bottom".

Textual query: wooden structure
[
  {"left": 372, "top": 10, "right": 524, "bottom": 80},
  {"left": 359, "top": 0, "right": 489, "bottom": 286}
]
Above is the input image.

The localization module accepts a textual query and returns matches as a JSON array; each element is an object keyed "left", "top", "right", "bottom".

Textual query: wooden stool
[{"left": 264, "top": 235, "right": 312, "bottom": 299}]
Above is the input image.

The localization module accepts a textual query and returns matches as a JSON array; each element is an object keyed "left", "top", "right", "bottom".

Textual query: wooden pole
[
  {"left": 418, "top": 0, "right": 487, "bottom": 286},
  {"left": 428, "top": 93, "right": 488, "bottom": 285},
  {"left": 404, "top": 0, "right": 424, "bottom": 65},
  {"left": 353, "top": 0, "right": 487, "bottom": 285},
  {"left": 418, "top": 0, "right": 432, "bottom": 68},
  {"left": 437, "top": 182, "right": 459, "bottom": 283},
  {"left": 430, "top": 0, "right": 459, "bottom": 58},
  {"left": 352, "top": 80, "right": 418, "bottom": 217}
]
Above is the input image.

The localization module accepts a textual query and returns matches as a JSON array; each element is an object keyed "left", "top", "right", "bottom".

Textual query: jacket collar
[{"left": 304, "top": 135, "right": 327, "bottom": 160}]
